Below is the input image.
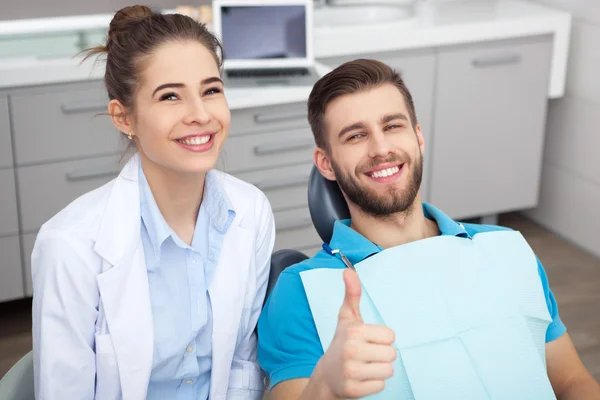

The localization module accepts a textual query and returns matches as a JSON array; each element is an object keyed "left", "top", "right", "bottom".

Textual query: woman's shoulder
[
  {"left": 212, "top": 170, "right": 271, "bottom": 210},
  {"left": 211, "top": 170, "right": 275, "bottom": 235},
  {"left": 39, "top": 179, "right": 116, "bottom": 240}
]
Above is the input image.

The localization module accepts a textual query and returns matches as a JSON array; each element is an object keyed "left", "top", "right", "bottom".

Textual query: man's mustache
[{"left": 358, "top": 153, "right": 410, "bottom": 174}]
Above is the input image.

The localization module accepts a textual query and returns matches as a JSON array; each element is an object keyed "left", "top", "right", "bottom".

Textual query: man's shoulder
[
  {"left": 280, "top": 248, "right": 346, "bottom": 278},
  {"left": 461, "top": 221, "right": 513, "bottom": 237}
]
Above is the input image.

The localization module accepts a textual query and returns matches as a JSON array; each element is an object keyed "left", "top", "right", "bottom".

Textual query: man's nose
[{"left": 368, "top": 129, "right": 393, "bottom": 158}]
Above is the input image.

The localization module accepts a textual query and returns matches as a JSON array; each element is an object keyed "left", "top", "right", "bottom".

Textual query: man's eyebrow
[
  {"left": 338, "top": 122, "right": 366, "bottom": 139},
  {"left": 381, "top": 113, "right": 409, "bottom": 124}
]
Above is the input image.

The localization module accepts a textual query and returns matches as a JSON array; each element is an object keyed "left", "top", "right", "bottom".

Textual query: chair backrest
[
  {"left": 0, "top": 350, "right": 34, "bottom": 400},
  {"left": 307, "top": 165, "right": 349, "bottom": 244},
  {"left": 265, "top": 249, "right": 309, "bottom": 302}
]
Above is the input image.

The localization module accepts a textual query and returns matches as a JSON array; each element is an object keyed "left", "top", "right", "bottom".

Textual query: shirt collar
[
  {"left": 328, "top": 202, "right": 469, "bottom": 265},
  {"left": 139, "top": 165, "right": 236, "bottom": 259}
]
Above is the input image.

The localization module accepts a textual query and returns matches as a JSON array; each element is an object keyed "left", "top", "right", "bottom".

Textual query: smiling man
[{"left": 257, "top": 59, "right": 600, "bottom": 399}]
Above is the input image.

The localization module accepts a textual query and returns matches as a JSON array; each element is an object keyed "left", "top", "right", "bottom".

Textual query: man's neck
[{"left": 348, "top": 198, "right": 439, "bottom": 249}]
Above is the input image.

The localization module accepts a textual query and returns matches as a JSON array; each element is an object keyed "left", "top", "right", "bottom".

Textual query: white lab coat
[{"left": 31, "top": 154, "right": 275, "bottom": 400}]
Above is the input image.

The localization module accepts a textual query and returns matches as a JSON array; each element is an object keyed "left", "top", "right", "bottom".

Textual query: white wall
[{"left": 525, "top": 0, "right": 600, "bottom": 258}]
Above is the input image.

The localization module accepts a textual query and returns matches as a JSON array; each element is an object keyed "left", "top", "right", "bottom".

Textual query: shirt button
[
  {"left": 186, "top": 346, "right": 194, "bottom": 353},
  {"left": 185, "top": 379, "right": 193, "bottom": 384}
]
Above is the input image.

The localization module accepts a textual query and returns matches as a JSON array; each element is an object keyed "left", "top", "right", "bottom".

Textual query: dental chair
[
  {"left": 264, "top": 165, "right": 349, "bottom": 300},
  {"left": 0, "top": 350, "right": 34, "bottom": 400}
]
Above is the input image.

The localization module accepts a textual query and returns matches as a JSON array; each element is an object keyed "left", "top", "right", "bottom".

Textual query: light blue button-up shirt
[{"left": 139, "top": 165, "right": 235, "bottom": 400}]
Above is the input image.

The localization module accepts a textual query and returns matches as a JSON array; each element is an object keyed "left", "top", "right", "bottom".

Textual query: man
[{"left": 257, "top": 59, "right": 600, "bottom": 399}]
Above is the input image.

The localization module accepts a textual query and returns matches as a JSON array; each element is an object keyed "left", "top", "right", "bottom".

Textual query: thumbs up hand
[{"left": 315, "top": 268, "right": 397, "bottom": 399}]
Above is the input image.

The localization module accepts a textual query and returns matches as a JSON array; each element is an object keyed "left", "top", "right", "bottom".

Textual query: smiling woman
[{"left": 30, "top": 5, "right": 275, "bottom": 400}]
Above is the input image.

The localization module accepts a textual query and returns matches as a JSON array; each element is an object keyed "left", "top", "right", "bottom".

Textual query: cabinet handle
[
  {"left": 472, "top": 54, "right": 521, "bottom": 68},
  {"left": 255, "top": 174, "right": 310, "bottom": 191},
  {"left": 253, "top": 111, "right": 307, "bottom": 124},
  {"left": 277, "top": 216, "right": 313, "bottom": 232},
  {"left": 65, "top": 166, "right": 121, "bottom": 182},
  {"left": 253, "top": 138, "right": 314, "bottom": 156},
  {"left": 61, "top": 101, "right": 108, "bottom": 115}
]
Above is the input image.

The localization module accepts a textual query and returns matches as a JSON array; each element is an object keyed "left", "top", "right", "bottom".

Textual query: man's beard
[{"left": 331, "top": 151, "right": 423, "bottom": 218}]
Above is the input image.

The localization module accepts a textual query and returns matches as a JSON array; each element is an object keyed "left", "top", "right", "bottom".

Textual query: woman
[{"left": 31, "top": 5, "right": 274, "bottom": 400}]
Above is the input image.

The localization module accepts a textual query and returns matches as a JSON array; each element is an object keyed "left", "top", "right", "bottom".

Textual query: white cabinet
[
  {"left": 0, "top": 236, "right": 24, "bottom": 302},
  {"left": 229, "top": 103, "right": 323, "bottom": 252},
  {"left": 429, "top": 36, "right": 553, "bottom": 219},
  {"left": 10, "top": 81, "right": 120, "bottom": 166},
  {"left": 0, "top": 97, "right": 13, "bottom": 168},
  {"left": 17, "top": 155, "right": 122, "bottom": 233}
]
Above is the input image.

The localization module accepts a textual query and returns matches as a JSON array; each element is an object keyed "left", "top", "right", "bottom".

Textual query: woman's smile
[{"left": 174, "top": 133, "right": 215, "bottom": 152}]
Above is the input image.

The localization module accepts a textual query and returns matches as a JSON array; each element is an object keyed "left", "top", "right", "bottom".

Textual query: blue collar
[
  {"left": 139, "top": 165, "right": 235, "bottom": 259},
  {"left": 328, "top": 203, "right": 469, "bottom": 265}
]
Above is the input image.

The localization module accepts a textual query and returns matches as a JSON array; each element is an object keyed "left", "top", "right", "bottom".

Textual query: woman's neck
[{"left": 141, "top": 156, "right": 205, "bottom": 245}]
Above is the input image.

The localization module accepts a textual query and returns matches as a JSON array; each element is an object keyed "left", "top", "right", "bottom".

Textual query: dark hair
[
  {"left": 84, "top": 5, "right": 223, "bottom": 118},
  {"left": 307, "top": 59, "right": 418, "bottom": 150}
]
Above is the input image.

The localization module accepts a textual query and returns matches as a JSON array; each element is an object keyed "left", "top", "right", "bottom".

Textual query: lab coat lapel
[
  {"left": 209, "top": 222, "right": 254, "bottom": 399},
  {"left": 94, "top": 154, "right": 154, "bottom": 400}
]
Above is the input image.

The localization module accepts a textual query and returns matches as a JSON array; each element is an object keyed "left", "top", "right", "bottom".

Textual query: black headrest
[{"left": 307, "top": 165, "right": 350, "bottom": 244}]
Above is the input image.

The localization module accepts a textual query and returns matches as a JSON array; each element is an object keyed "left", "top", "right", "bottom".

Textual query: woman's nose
[{"left": 185, "top": 99, "right": 211, "bottom": 125}]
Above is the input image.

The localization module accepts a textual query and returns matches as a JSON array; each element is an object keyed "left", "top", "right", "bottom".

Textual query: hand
[{"left": 316, "top": 268, "right": 397, "bottom": 399}]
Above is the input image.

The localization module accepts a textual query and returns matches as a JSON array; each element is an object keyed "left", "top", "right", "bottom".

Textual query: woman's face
[{"left": 127, "top": 40, "right": 230, "bottom": 176}]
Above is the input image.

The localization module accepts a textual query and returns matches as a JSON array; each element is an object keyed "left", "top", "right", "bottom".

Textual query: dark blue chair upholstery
[{"left": 307, "top": 165, "right": 349, "bottom": 244}]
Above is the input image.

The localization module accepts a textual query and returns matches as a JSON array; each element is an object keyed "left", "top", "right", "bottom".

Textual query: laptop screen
[{"left": 220, "top": 5, "right": 307, "bottom": 61}]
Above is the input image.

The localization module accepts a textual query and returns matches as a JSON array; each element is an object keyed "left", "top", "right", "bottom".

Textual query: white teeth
[
  {"left": 179, "top": 135, "right": 210, "bottom": 145},
  {"left": 371, "top": 166, "right": 400, "bottom": 179}
]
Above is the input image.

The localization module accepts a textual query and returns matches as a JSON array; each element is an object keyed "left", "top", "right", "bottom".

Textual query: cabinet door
[
  {"left": 0, "top": 168, "right": 19, "bottom": 236},
  {"left": 429, "top": 37, "right": 552, "bottom": 219},
  {"left": 10, "top": 81, "right": 120, "bottom": 166},
  {"left": 273, "top": 207, "right": 322, "bottom": 253},
  {"left": 0, "top": 236, "right": 24, "bottom": 302},
  {"left": 0, "top": 97, "right": 13, "bottom": 169},
  {"left": 22, "top": 232, "right": 36, "bottom": 297},
  {"left": 17, "top": 155, "right": 122, "bottom": 233},
  {"left": 318, "top": 49, "right": 436, "bottom": 201}
]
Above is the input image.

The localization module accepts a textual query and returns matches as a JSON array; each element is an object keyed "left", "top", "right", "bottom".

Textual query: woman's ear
[
  {"left": 314, "top": 147, "right": 336, "bottom": 182},
  {"left": 108, "top": 100, "right": 133, "bottom": 136}
]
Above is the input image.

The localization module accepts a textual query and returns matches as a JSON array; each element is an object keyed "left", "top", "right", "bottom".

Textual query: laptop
[{"left": 212, "top": 0, "right": 320, "bottom": 88}]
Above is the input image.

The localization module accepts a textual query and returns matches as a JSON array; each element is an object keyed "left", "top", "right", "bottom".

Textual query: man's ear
[
  {"left": 415, "top": 124, "right": 425, "bottom": 154},
  {"left": 108, "top": 99, "right": 133, "bottom": 136},
  {"left": 314, "top": 147, "right": 336, "bottom": 181}
]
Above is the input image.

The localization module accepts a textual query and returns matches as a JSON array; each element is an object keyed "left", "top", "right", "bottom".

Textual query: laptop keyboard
[{"left": 226, "top": 68, "right": 310, "bottom": 78}]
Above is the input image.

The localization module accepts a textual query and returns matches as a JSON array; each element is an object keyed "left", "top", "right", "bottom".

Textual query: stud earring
[{"left": 127, "top": 132, "right": 134, "bottom": 140}]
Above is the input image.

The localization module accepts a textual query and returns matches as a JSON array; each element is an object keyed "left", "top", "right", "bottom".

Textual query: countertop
[{"left": 0, "top": 0, "right": 571, "bottom": 108}]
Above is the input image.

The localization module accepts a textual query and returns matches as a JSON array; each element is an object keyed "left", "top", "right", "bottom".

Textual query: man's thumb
[{"left": 339, "top": 268, "right": 362, "bottom": 322}]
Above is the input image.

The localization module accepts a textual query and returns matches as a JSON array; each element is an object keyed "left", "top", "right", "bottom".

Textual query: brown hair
[
  {"left": 307, "top": 59, "right": 418, "bottom": 150},
  {"left": 84, "top": 5, "right": 223, "bottom": 120}
]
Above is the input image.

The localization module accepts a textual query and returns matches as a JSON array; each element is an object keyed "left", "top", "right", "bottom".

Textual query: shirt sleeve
[
  {"left": 257, "top": 268, "right": 324, "bottom": 389},
  {"left": 536, "top": 258, "right": 567, "bottom": 342}
]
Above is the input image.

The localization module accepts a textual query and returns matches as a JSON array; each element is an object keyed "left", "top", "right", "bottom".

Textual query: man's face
[{"left": 317, "top": 83, "right": 425, "bottom": 217}]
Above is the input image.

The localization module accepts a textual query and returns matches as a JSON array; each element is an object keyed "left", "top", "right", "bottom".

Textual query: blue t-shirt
[{"left": 257, "top": 203, "right": 566, "bottom": 389}]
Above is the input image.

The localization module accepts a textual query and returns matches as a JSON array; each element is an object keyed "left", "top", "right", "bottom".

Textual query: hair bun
[{"left": 108, "top": 5, "right": 153, "bottom": 42}]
